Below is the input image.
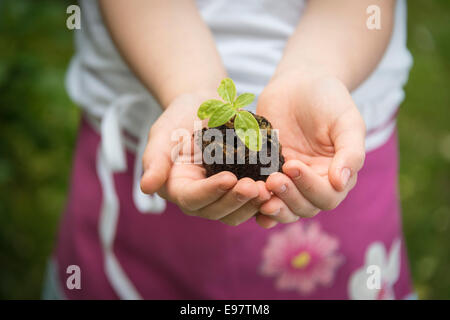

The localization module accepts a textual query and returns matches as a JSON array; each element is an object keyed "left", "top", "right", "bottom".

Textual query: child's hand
[
  {"left": 255, "top": 70, "right": 366, "bottom": 225},
  {"left": 159, "top": 151, "right": 271, "bottom": 226},
  {"left": 141, "top": 93, "right": 271, "bottom": 226},
  {"left": 140, "top": 92, "right": 208, "bottom": 194}
]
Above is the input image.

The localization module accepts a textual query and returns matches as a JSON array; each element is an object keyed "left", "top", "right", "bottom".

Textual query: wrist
[
  {"left": 161, "top": 77, "right": 226, "bottom": 110},
  {"left": 273, "top": 61, "right": 336, "bottom": 82},
  {"left": 166, "top": 88, "right": 220, "bottom": 108},
  {"left": 269, "top": 64, "right": 350, "bottom": 98},
  {"left": 271, "top": 61, "right": 351, "bottom": 91}
]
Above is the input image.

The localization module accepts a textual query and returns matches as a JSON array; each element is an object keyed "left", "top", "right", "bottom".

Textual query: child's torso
[{"left": 67, "top": 0, "right": 412, "bottom": 151}]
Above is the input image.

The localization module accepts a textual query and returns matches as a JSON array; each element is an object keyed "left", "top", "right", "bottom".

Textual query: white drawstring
[
  {"left": 97, "top": 94, "right": 166, "bottom": 299},
  {"left": 100, "top": 94, "right": 167, "bottom": 213}
]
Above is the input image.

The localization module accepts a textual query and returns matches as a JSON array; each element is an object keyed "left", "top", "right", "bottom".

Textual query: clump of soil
[{"left": 196, "top": 113, "right": 284, "bottom": 181}]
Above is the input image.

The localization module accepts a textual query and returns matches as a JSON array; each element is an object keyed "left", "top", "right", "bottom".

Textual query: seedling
[
  {"left": 197, "top": 78, "right": 262, "bottom": 151},
  {"left": 196, "top": 78, "right": 285, "bottom": 181}
]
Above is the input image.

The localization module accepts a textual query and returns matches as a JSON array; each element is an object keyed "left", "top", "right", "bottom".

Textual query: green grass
[
  {"left": 0, "top": 0, "right": 79, "bottom": 299},
  {"left": 0, "top": 0, "right": 449, "bottom": 299},
  {"left": 398, "top": 0, "right": 450, "bottom": 299}
]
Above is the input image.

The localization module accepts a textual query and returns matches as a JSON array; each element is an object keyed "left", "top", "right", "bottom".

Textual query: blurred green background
[{"left": 0, "top": 0, "right": 449, "bottom": 299}]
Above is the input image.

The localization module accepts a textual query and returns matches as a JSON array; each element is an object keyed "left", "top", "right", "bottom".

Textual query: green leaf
[
  {"left": 197, "top": 99, "right": 225, "bottom": 119},
  {"left": 234, "top": 111, "right": 262, "bottom": 151},
  {"left": 208, "top": 103, "right": 236, "bottom": 127},
  {"left": 217, "top": 78, "right": 236, "bottom": 103},
  {"left": 234, "top": 93, "right": 255, "bottom": 109}
]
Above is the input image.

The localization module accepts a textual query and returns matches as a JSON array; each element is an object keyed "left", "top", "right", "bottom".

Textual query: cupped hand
[
  {"left": 255, "top": 70, "right": 366, "bottom": 226},
  {"left": 140, "top": 92, "right": 208, "bottom": 194},
  {"left": 140, "top": 92, "right": 270, "bottom": 226},
  {"left": 158, "top": 144, "right": 271, "bottom": 226}
]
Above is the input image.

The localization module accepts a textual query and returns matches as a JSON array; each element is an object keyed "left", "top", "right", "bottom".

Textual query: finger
[
  {"left": 256, "top": 179, "right": 272, "bottom": 202},
  {"left": 266, "top": 172, "right": 320, "bottom": 218},
  {"left": 140, "top": 127, "right": 174, "bottom": 194},
  {"left": 220, "top": 181, "right": 270, "bottom": 226},
  {"left": 259, "top": 196, "right": 300, "bottom": 224},
  {"left": 197, "top": 178, "right": 259, "bottom": 220},
  {"left": 329, "top": 110, "right": 366, "bottom": 191},
  {"left": 255, "top": 214, "right": 278, "bottom": 229},
  {"left": 283, "top": 160, "right": 356, "bottom": 211},
  {"left": 172, "top": 170, "right": 238, "bottom": 212}
]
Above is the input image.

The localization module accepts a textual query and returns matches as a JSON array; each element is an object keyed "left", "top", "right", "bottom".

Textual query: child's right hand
[
  {"left": 140, "top": 93, "right": 271, "bottom": 226},
  {"left": 255, "top": 70, "right": 366, "bottom": 225}
]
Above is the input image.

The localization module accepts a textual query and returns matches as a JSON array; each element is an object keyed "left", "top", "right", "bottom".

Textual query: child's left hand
[{"left": 255, "top": 70, "right": 366, "bottom": 228}]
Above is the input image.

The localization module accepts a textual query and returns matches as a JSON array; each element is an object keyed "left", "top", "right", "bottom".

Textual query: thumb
[
  {"left": 140, "top": 128, "right": 173, "bottom": 194},
  {"left": 329, "top": 111, "right": 366, "bottom": 192}
]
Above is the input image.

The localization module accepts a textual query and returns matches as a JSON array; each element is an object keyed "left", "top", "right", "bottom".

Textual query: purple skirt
[{"left": 53, "top": 117, "right": 414, "bottom": 299}]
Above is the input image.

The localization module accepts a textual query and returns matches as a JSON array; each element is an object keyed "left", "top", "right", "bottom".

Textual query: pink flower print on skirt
[{"left": 261, "top": 222, "right": 344, "bottom": 295}]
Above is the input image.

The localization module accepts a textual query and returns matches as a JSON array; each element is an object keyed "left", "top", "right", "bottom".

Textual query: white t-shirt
[{"left": 67, "top": 0, "right": 412, "bottom": 152}]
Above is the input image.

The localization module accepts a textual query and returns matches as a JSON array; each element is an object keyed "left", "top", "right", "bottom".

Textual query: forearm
[
  {"left": 99, "top": 0, "right": 226, "bottom": 108},
  {"left": 274, "top": 0, "right": 395, "bottom": 91}
]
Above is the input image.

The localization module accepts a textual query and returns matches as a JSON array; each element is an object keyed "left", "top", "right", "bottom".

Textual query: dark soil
[{"left": 196, "top": 113, "right": 284, "bottom": 181}]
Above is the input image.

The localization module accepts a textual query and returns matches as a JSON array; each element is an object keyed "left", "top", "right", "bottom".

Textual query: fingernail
[
  {"left": 219, "top": 184, "right": 233, "bottom": 192},
  {"left": 341, "top": 168, "right": 351, "bottom": 187},
  {"left": 237, "top": 194, "right": 248, "bottom": 202},
  {"left": 278, "top": 184, "right": 287, "bottom": 194},
  {"left": 287, "top": 169, "right": 300, "bottom": 179},
  {"left": 267, "top": 220, "right": 278, "bottom": 229}
]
